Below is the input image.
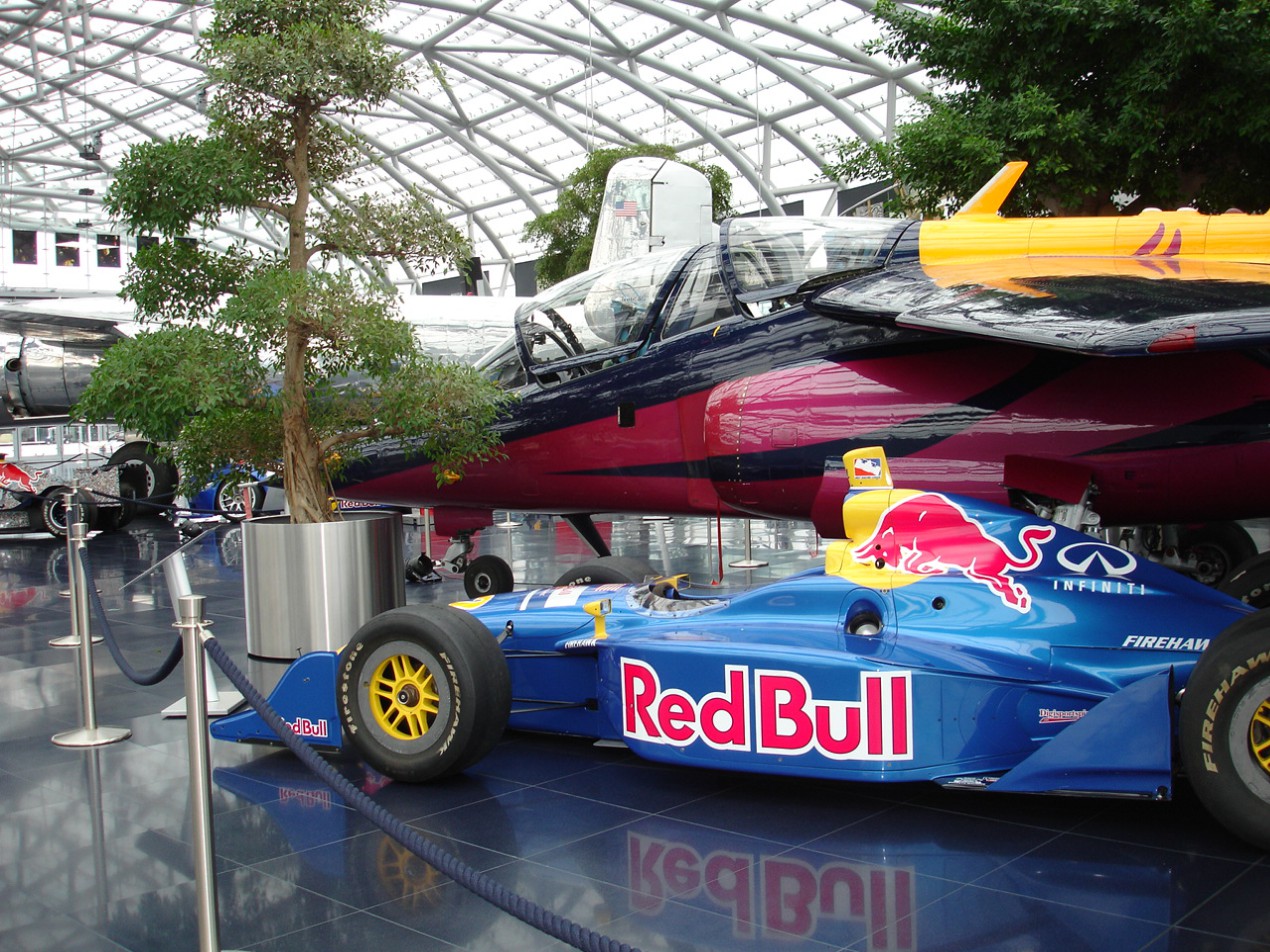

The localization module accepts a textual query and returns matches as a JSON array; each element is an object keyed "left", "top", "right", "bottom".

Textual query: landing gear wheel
[
  {"left": 463, "top": 555, "right": 514, "bottom": 598},
  {"left": 1180, "top": 611, "right": 1270, "bottom": 849},
  {"left": 338, "top": 607, "right": 511, "bottom": 782},
  {"left": 1179, "top": 522, "right": 1257, "bottom": 587},
  {"left": 40, "top": 487, "right": 95, "bottom": 538},
  {"left": 1221, "top": 552, "right": 1270, "bottom": 610},
  {"left": 553, "top": 555, "right": 657, "bottom": 587}
]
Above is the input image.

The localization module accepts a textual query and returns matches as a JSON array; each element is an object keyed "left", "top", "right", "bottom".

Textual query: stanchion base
[
  {"left": 162, "top": 691, "right": 245, "bottom": 719},
  {"left": 49, "top": 635, "right": 104, "bottom": 647},
  {"left": 728, "top": 559, "right": 769, "bottom": 569},
  {"left": 51, "top": 726, "right": 132, "bottom": 748}
]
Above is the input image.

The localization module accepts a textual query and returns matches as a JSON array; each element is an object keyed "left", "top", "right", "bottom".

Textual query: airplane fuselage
[{"left": 338, "top": 289, "right": 1270, "bottom": 531}]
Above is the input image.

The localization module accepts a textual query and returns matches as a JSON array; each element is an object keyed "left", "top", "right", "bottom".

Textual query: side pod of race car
[{"left": 212, "top": 447, "right": 1270, "bottom": 849}]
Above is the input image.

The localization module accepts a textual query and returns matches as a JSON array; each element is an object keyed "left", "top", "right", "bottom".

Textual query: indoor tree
[
  {"left": 77, "top": 0, "right": 510, "bottom": 524},
  {"left": 823, "top": 0, "right": 1270, "bottom": 217}
]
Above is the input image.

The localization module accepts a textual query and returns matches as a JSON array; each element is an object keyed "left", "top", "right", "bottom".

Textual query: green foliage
[
  {"left": 76, "top": 326, "right": 266, "bottom": 449},
  {"left": 104, "top": 137, "right": 269, "bottom": 236},
  {"left": 81, "top": 0, "right": 507, "bottom": 522},
  {"left": 823, "top": 0, "right": 1270, "bottom": 215},
  {"left": 314, "top": 191, "right": 471, "bottom": 273},
  {"left": 524, "top": 145, "right": 734, "bottom": 287}
]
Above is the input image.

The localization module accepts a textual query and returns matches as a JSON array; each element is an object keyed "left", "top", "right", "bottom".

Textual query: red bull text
[
  {"left": 852, "top": 492, "right": 1055, "bottom": 612},
  {"left": 622, "top": 660, "right": 913, "bottom": 761}
]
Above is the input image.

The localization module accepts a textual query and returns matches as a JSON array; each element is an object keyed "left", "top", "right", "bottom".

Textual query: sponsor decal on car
[
  {"left": 621, "top": 660, "right": 913, "bottom": 761},
  {"left": 1121, "top": 635, "right": 1211, "bottom": 652},
  {"left": 287, "top": 716, "right": 330, "bottom": 739},
  {"left": 1054, "top": 543, "right": 1146, "bottom": 595},
  {"left": 845, "top": 491, "right": 1054, "bottom": 612},
  {"left": 1038, "top": 707, "right": 1088, "bottom": 724}
]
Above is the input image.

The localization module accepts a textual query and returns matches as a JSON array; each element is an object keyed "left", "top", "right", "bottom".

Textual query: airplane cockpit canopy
[
  {"left": 720, "top": 217, "right": 907, "bottom": 316},
  {"left": 513, "top": 247, "right": 695, "bottom": 379}
]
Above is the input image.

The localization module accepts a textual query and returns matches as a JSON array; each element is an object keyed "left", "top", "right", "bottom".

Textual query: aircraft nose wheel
[{"left": 463, "top": 555, "right": 514, "bottom": 598}]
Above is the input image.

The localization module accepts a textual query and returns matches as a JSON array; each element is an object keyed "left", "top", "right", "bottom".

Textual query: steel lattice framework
[{"left": 0, "top": 0, "right": 925, "bottom": 290}]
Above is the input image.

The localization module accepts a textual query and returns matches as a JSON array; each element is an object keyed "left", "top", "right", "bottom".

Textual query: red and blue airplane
[
  {"left": 332, "top": 162, "right": 1270, "bottom": 593},
  {"left": 5, "top": 162, "right": 1270, "bottom": 594}
]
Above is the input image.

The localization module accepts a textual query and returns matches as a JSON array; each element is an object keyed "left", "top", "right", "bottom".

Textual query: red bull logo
[
  {"left": 287, "top": 716, "right": 330, "bottom": 739},
  {"left": 0, "top": 460, "right": 39, "bottom": 495},
  {"left": 622, "top": 660, "right": 913, "bottom": 761},
  {"left": 851, "top": 492, "right": 1054, "bottom": 613}
]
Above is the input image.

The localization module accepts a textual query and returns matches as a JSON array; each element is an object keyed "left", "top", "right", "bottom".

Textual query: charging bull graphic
[
  {"left": 852, "top": 492, "right": 1055, "bottom": 612},
  {"left": 0, "top": 460, "right": 39, "bottom": 495}
]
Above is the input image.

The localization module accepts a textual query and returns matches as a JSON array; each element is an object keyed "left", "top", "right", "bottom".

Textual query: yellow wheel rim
[
  {"left": 1250, "top": 699, "right": 1270, "bottom": 776},
  {"left": 369, "top": 652, "right": 440, "bottom": 741}
]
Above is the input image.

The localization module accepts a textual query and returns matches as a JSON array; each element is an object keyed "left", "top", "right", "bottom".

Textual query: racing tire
[
  {"left": 1220, "top": 552, "right": 1270, "bottom": 610},
  {"left": 1179, "top": 522, "right": 1258, "bottom": 588},
  {"left": 553, "top": 555, "right": 657, "bottom": 587},
  {"left": 338, "top": 606, "right": 511, "bottom": 783},
  {"left": 107, "top": 442, "right": 178, "bottom": 508},
  {"left": 214, "top": 477, "right": 267, "bottom": 519},
  {"left": 463, "top": 555, "right": 514, "bottom": 598},
  {"left": 40, "top": 487, "right": 96, "bottom": 538},
  {"left": 1179, "top": 610, "right": 1270, "bottom": 849}
]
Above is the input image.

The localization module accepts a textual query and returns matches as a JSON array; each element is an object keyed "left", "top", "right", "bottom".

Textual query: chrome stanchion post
[
  {"left": 52, "top": 519, "right": 131, "bottom": 748},
  {"left": 51, "top": 489, "right": 102, "bottom": 648},
  {"left": 162, "top": 554, "right": 243, "bottom": 718},
  {"left": 729, "top": 519, "right": 769, "bottom": 570},
  {"left": 178, "top": 594, "right": 222, "bottom": 952}
]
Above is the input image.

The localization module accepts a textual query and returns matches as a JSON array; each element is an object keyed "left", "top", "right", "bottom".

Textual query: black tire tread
[
  {"left": 1179, "top": 610, "right": 1270, "bottom": 849},
  {"left": 338, "top": 606, "right": 510, "bottom": 782}
]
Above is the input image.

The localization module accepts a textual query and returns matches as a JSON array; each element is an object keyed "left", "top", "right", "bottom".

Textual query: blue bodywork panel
[{"left": 212, "top": 652, "right": 343, "bottom": 750}]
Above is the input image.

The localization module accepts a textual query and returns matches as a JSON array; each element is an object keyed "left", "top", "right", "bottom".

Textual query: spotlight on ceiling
[{"left": 79, "top": 132, "right": 102, "bottom": 161}]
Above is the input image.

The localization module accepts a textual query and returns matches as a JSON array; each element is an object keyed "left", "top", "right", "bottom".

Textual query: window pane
[
  {"left": 12, "top": 230, "right": 37, "bottom": 265},
  {"left": 56, "top": 232, "right": 80, "bottom": 268},
  {"left": 96, "top": 234, "right": 121, "bottom": 268}
]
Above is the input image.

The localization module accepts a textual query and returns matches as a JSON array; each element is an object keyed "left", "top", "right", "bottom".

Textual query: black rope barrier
[
  {"left": 78, "top": 540, "right": 641, "bottom": 952},
  {"left": 79, "top": 546, "right": 184, "bottom": 685},
  {"left": 202, "top": 636, "right": 641, "bottom": 952}
]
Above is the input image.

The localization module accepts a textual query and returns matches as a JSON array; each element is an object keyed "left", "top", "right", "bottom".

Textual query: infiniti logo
[{"left": 1057, "top": 542, "right": 1138, "bottom": 578}]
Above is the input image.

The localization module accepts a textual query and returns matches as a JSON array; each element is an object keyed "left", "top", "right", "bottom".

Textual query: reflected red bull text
[{"left": 628, "top": 830, "right": 914, "bottom": 949}]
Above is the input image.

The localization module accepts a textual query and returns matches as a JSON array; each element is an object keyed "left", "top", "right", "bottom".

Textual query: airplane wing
[
  {"left": 806, "top": 257, "right": 1270, "bottom": 356},
  {"left": 0, "top": 297, "right": 135, "bottom": 343}
]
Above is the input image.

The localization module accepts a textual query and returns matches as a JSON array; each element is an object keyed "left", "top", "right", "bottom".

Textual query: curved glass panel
[{"left": 720, "top": 217, "right": 907, "bottom": 316}]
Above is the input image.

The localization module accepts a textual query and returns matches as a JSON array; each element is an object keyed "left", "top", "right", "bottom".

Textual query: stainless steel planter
[{"left": 243, "top": 511, "right": 405, "bottom": 660}]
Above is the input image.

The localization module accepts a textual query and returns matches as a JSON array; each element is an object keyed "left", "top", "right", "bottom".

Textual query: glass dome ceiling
[{"left": 0, "top": 0, "right": 926, "bottom": 292}]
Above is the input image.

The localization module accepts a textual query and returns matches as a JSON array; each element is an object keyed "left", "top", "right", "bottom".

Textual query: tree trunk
[{"left": 281, "top": 106, "right": 338, "bottom": 524}]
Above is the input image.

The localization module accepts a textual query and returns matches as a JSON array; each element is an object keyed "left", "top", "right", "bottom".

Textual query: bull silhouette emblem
[{"left": 852, "top": 492, "right": 1055, "bottom": 612}]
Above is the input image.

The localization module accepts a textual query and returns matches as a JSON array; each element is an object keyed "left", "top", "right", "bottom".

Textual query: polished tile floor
[{"left": 3, "top": 513, "right": 1270, "bottom": 952}]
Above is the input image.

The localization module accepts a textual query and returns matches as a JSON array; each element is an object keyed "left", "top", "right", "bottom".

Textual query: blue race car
[{"left": 213, "top": 448, "right": 1270, "bottom": 849}]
